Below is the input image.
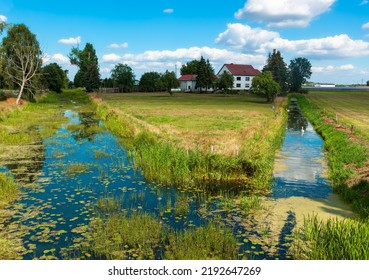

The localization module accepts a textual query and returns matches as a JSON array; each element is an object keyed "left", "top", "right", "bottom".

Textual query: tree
[
  {"left": 41, "top": 63, "right": 65, "bottom": 93},
  {"left": 251, "top": 71, "right": 281, "bottom": 102},
  {"left": 289, "top": 57, "right": 312, "bottom": 92},
  {"left": 69, "top": 42, "right": 100, "bottom": 92},
  {"left": 180, "top": 60, "right": 200, "bottom": 75},
  {"left": 111, "top": 63, "right": 135, "bottom": 92},
  {"left": 196, "top": 56, "right": 215, "bottom": 92},
  {"left": 263, "top": 49, "right": 289, "bottom": 94},
  {"left": 139, "top": 72, "right": 161, "bottom": 92},
  {"left": 366, "top": 80, "right": 369, "bottom": 86},
  {"left": 160, "top": 70, "right": 179, "bottom": 95},
  {"left": 1, "top": 24, "right": 42, "bottom": 104},
  {"left": 215, "top": 71, "right": 234, "bottom": 92}
]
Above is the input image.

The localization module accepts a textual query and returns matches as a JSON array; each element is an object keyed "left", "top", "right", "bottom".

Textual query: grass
[
  {"left": 293, "top": 215, "right": 369, "bottom": 260},
  {"left": 95, "top": 92, "right": 287, "bottom": 193},
  {"left": 62, "top": 162, "right": 89, "bottom": 176},
  {"left": 293, "top": 93, "right": 369, "bottom": 217},
  {"left": 0, "top": 173, "right": 19, "bottom": 206},
  {"left": 85, "top": 207, "right": 240, "bottom": 260}
]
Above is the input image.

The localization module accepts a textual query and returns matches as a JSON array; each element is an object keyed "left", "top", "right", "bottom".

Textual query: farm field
[
  {"left": 307, "top": 91, "right": 369, "bottom": 141},
  {"left": 98, "top": 92, "right": 285, "bottom": 156}
]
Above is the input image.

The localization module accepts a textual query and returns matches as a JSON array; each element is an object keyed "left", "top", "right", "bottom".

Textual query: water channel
[{"left": 0, "top": 100, "right": 353, "bottom": 260}]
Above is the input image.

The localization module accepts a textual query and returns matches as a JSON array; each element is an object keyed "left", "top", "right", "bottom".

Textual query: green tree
[
  {"left": 69, "top": 42, "right": 100, "bottom": 92},
  {"left": 289, "top": 57, "right": 312, "bottom": 92},
  {"left": 111, "top": 63, "right": 135, "bottom": 92},
  {"left": 139, "top": 72, "right": 161, "bottom": 92},
  {"left": 196, "top": 56, "right": 215, "bottom": 92},
  {"left": 251, "top": 71, "right": 281, "bottom": 102},
  {"left": 263, "top": 49, "right": 289, "bottom": 94},
  {"left": 160, "top": 70, "right": 179, "bottom": 95},
  {"left": 215, "top": 71, "right": 234, "bottom": 92},
  {"left": 41, "top": 63, "right": 65, "bottom": 93},
  {"left": 1, "top": 24, "right": 42, "bottom": 104},
  {"left": 180, "top": 60, "right": 200, "bottom": 75}
]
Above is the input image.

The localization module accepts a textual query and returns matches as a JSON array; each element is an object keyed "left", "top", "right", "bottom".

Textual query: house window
[
  {"left": 245, "top": 77, "right": 250, "bottom": 81},
  {"left": 236, "top": 84, "right": 241, "bottom": 88},
  {"left": 236, "top": 77, "right": 241, "bottom": 81},
  {"left": 246, "top": 84, "right": 250, "bottom": 88}
]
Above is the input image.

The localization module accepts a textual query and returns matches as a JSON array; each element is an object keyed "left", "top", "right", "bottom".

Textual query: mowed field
[
  {"left": 99, "top": 92, "right": 286, "bottom": 157},
  {"left": 307, "top": 91, "right": 369, "bottom": 140}
]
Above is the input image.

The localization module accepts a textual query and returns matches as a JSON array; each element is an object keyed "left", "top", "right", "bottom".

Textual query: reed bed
[
  {"left": 294, "top": 215, "right": 369, "bottom": 260},
  {"left": 0, "top": 172, "right": 19, "bottom": 205}
]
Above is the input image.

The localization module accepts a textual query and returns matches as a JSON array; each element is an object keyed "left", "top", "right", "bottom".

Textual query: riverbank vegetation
[
  {"left": 291, "top": 91, "right": 369, "bottom": 259},
  {"left": 95, "top": 92, "right": 287, "bottom": 193}
]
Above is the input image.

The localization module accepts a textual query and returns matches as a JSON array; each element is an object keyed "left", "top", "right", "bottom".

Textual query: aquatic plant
[
  {"left": 62, "top": 162, "right": 89, "bottom": 176},
  {"left": 164, "top": 222, "right": 240, "bottom": 260},
  {"left": 0, "top": 172, "right": 19, "bottom": 205},
  {"left": 293, "top": 215, "right": 369, "bottom": 260}
]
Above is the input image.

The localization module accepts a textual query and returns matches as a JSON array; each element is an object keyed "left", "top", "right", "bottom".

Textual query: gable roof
[
  {"left": 222, "top": 64, "right": 261, "bottom": 76},
  {"left": 178, "top": 74, "right": 197, "bottom": 81}
]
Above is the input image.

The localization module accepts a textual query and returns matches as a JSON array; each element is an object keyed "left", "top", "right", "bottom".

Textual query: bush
[{"left": 0, "top": 91, "right": 7, "bottom": 101}]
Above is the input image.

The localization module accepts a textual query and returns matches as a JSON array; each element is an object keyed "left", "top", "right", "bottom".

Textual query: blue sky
[{"left": 1, "top": 0, "right": 369, "bottom": 84}]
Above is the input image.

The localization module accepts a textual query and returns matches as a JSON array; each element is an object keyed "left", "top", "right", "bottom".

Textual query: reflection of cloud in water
[{"left": 272, "top": 120, "right": 332, "bottom": 199}]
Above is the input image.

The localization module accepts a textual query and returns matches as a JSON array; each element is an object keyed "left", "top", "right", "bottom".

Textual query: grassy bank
[
  {"left": 95, "top": 93, "right": 287, "bottom": 193},
  {"left": 293, "top": 93, "right": 369, "bottom": 217},
  {"left": 292, "top": 91, "right": 369, "bottom": 259}
]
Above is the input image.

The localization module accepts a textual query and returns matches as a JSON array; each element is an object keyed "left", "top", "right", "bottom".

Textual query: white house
[
  {"left": 178, "top": 74, "right": 197, "bottom": 92},
  {"left": 217, "top": 64, "right": 261, "bottom": 90}
]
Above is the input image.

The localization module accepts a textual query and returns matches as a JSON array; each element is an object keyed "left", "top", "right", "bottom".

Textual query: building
[
  {"left": 217, "top": 64, "right": 261, "bottom": 90},
  {"left": 178, "top": 74, "right": 198, "bottom": 92}
]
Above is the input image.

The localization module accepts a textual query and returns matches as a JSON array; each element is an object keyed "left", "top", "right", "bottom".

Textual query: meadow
[{"left": 96, "top": 92, "right": 287, "bottom": 193}]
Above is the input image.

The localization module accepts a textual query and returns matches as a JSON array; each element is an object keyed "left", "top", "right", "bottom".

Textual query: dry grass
[{"left": 97, "top": 92, "right": 286, "bottom": 156}]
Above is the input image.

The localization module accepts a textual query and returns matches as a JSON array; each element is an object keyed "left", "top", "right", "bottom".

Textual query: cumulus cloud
[
  {"left": 108, "top": 42, "right": 129, "bottom": 49},
  {"left": 58, "top": 36, "right": 81, "bottom": 45},
  {"left": 217, "top": 24, "right": 369, "bottom": 59},
  {"left": 43, "top": 53, "right": 70, "bottom": 65},
  {"left": 216, "top": 23, "right": 279, "bottom": 51},
  {"left": 163, "top": 9, "right": 174, "bottom": 14},
  {"left": 101, "top": 46, "right": 266, "bottom": 75},
  {"left": 235, "top": 0, "right": 336, "bottom": 27},
  {"left": 362, "top": 22, "right": 369, "bottom": 29},
  {"left": 0, "top": 15, "right": 7, "bottom": 23}
]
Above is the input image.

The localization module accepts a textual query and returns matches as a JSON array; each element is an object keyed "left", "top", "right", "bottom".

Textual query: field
[
  {"left": 307, "top": 91, "right": 369, "bottom": 141},
  {"left": 95, "top": 92, "right": 287, "bottom": 191}
]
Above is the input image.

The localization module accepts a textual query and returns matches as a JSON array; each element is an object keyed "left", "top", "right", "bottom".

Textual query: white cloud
[
  {"left": 58, "top": 36, "right": 81, "bottom": 45},
  {"left": 360, "top": 0, "right": 368, "bottom": 5},
  {"left": 163, "top": 9, "right": 174, "bottom": 14},
  {"left": 108, "top": 42, "right": 129, "bottom": 49},
  {"left": 101, "top": 46, "right": 266, "bottom": 76},
  {"left": 235, "top": 0, "right": 336, "bottom": 27},
  {"left": 216, "top": 23, "right": 280, "bottom": 51},
  {"left": 0, "top": 15, "right": 7, "bottom": 23},
  {"left": 217, "top": 24, "right": 369, "bottom": 59},
  {"left": 362, "top": 22, "right": 369, "bottom": 29},
  {"left": 43, "top": 53, "right": 70, "bottom": 65},
  {"left": 312, "top": 64, "right": 355, "bottom": 73}
]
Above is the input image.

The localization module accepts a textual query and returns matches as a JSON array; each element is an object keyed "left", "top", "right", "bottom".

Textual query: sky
[{"left": 1, "top": 0, "right": 369, "bottom": 84}]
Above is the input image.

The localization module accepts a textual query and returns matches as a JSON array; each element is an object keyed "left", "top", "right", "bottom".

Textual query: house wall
[
  {"left": 180, "top": 80, "right": 197, "bottom": 92},
  {"left": 217, "top": 66, "right": 255, "bottom": 90}
]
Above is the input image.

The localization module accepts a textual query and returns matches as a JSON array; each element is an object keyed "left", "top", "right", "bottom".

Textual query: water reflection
[{"left": 272, "top": 98, "right": 331, "bottom": 198}]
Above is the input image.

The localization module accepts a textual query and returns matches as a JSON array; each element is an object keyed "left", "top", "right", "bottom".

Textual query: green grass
[
  {"left": 293, "top": 215, "right": 369, "bottom": 260},
  {"left": 293, "top": 93, "right": 369, "bottom": 217},
  {"left": 95, "top": 92, "right": 287, "bottom": 193},
  {"left": 62, "top": 162, "right": 89, "bottom": 176},
  {"left": 0, "top": 173, "right": 18, "bottom": 207}
]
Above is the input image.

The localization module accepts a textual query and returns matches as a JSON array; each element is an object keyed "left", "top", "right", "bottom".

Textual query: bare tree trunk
[{"left": 16, "top": 82, "right": 26, "bottom": 104}]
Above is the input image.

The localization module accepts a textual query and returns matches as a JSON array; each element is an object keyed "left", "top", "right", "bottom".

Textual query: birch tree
[{"left": 1, "top": 24, "right": 42, "bottom": 104}]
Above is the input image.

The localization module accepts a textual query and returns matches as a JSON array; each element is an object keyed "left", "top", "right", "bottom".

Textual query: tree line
[{"left": 1, "top": 22, "right": 316, "bottom": 104}]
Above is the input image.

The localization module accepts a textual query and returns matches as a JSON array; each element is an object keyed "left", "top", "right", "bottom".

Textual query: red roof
[
  {"left": 178, "top": 74, "right": 197, "bottom": 81},
  {"left": 222, "top": 64, "right": 261, "bottom": 76}
]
